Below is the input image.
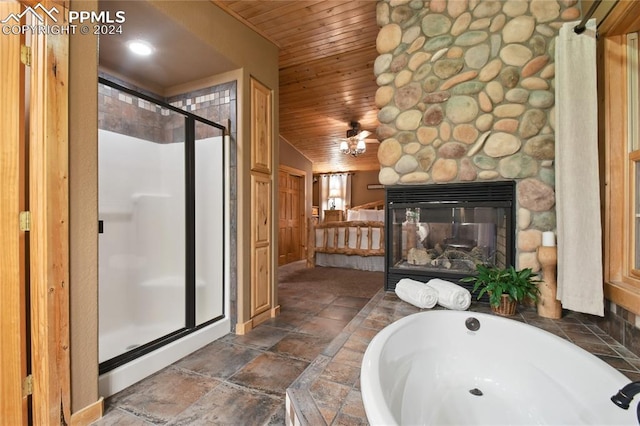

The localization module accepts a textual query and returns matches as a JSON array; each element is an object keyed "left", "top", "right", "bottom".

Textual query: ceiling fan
[{"left": 338, "top": 121, "right": 377, "bottom": 157}]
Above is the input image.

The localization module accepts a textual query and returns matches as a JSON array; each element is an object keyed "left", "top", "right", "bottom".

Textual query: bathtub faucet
[{"left": 611, "top": 381, "right": 640, "bottom": 422}]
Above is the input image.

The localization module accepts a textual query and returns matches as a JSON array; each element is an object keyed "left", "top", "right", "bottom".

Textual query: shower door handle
[{"left": 98, "top": 220, "right": 104, "bottom": 234}]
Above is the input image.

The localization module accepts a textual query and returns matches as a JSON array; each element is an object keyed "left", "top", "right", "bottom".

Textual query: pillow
[
  {"left": 359, "top": 209, "right": 381, "bottom": 221},
  {"left": 346, "top": 209, "right": 360, "bottom": 221}
]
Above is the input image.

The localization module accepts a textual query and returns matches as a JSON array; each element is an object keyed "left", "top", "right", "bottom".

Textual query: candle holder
[{"left": 536, "top": 245, "right": 562, "bottom": 319}]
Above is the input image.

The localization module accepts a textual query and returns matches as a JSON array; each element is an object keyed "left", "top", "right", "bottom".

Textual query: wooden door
[
  {"left": 0, "top": 2, "right": 29, "bottom": 423},
  {"left": 278, "top": 170, "right": 303, "bottom": 265},
  {"left": 0, "top": 1, "right": 71, "bottom": 423}
]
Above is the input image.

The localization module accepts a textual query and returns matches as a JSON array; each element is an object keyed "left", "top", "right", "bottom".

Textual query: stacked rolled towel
[
  {"left": 426, "top": 278, "right": 471, "bottom": 311},
  {"left": 395, "top": 278, "right": 438, "bottom": 309}
]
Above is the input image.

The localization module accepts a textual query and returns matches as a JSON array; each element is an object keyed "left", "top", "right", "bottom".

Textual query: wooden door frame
[
  {"left": 0, "top": 1, "right": 28, "bottom": 424},
  {"left": 279, "top": 165, "right": 307, "bottom": 261},
  {"left": 28, "top": 9, "right": 72, "bottom": 422},
  {"left": 0, "top": 1, "right": 72, "bottom": 423},
  {"left": 601, "top": 1, "right": 640, "bottom": 313}
]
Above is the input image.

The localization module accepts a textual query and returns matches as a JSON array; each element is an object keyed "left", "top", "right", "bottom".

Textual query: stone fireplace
[
  {"left": 371, "top": 0, "right": 640, "bottom": 360},
  {"left": 385, "top": 181, "right": 515, "bottom": 292},
  {"left": 374, "top": 0, "right": 573, "bottom": 275}
]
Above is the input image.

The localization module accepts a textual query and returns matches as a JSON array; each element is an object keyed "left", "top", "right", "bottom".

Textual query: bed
[{"left": 307, "top": 200, "right": 385, "bottom": 271}]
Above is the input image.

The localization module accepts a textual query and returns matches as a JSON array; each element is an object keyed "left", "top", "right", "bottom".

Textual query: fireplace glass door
[
  {"left": 384, "top": 181, "right": 515, "bottom": 291},
  {"left": 389, "top": 205, "right": 508, "bottom": 275}
]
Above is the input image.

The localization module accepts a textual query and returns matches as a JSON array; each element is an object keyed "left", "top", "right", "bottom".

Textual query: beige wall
[
  {"left": 69, "top": 0, "right": 98, "bottom": 413},
  {"left": 312, "top": 170, "right": 382, "bottom": 207},
  {"left": 352, "top": 171, "right": 384, "bottom": 207},
  {"left": 68, "top": 0, "right": 279, "bottom": 411}
]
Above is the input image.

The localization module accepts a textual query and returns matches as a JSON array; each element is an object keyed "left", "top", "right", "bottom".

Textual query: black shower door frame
[{"left": 98, "top": 77, "right": 227, "bottom": 374}]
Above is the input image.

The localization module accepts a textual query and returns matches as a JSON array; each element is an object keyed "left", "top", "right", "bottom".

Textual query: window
[
  {"left": 319, "top": 173, "right": 352, "bottom": 219},
  {"left": 635, "top": 157, "right": 640, "bottom": 273},
  {"left": 603, "top": 15, "right": 640, "bottom": 311},
  {"left": 628, "top": 33, "right": 640, "bottom": 280}
]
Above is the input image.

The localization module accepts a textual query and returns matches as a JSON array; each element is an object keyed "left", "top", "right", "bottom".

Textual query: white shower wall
[
  {"left": 98, "top": 129, "right": 225, "bottom": 363},
  {"left": 195, "top": 138, "right": 225, "bottom": 325}
]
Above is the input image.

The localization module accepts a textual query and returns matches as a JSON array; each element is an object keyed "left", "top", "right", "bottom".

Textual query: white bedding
[
  {"left": 315, "top": 253, "right": 384, "bottom": 271},
  {"left": 346, "top": 208, "right": 385, "bottom": 222},
  {"left": 312, "top": 208, "right": 385, "bottom": 272}
]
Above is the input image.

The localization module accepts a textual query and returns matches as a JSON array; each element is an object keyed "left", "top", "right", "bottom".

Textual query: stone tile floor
[
  {"left": 95, "top": 263, "right": 640, "bottom": 425},
  {"left": 94, "top": 262, "right": 377, "bottom": 425}
]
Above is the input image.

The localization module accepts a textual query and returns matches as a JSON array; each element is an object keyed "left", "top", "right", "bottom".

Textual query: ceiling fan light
[
  {"left": 339, "top": 140, "right": 350, "bottom": 154},
  {"left": 356, "top": 139, "right": 366, "bottom": 153}
]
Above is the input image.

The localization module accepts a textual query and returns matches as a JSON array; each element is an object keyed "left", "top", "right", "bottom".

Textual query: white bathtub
[{"left": 361, "top": 310, "right": 636, "bottom": 425}]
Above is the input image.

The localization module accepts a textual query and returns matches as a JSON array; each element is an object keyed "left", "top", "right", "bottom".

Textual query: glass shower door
[
  {"left": 194, "top": 121, "right": 225, "bottom": 325},
  {"left": 98, "top": 108, "right": 187, "bottom": 363},
  {"left": 98, "top": 77, "right": 228, "bottom": 372}
]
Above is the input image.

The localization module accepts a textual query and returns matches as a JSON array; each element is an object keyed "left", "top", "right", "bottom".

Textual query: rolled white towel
[
  {"left": 395, "top": 278, "right": 438, "bottom": 309},
  {"left": 426, "top": 278, "right": 471, "bottom": 311}
]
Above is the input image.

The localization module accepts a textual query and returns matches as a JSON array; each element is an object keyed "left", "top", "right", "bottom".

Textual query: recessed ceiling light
[{"left": 128, "top": 40, "right": 153, "bottom": 56}]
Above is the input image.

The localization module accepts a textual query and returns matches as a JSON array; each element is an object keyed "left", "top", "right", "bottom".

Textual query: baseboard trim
[
  {"left": 236, "top": 319, "right": 253, "bottom": 335},
  {"left": 70, "top": 397, "right": 103, "bottom": 426},
  {"left": 236, "top": 306, "right": 280, "bottom": 335},
  {"left": 251, "top": 309, "right": 272, "bottom": 328},
  {"left": 271, "top": 305, "right": 280, "bottom": 317}
]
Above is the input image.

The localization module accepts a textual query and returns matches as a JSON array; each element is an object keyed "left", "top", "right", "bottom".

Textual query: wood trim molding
[
  {"left": 605, "top": 281, "right": 640, "bottom": 315},
  {"left": 235, "top": 319, "right": 253, "bottom": 335},
  {"left": 279, "top": 164, "right": 306, "bottom": 177},
  {"left": 28, "top": 2, "right": 71, "bottom": 423},
  {"left": 250, "top": 309, "right": 272, "bottom": 328},
  {"left": 271, "top": 305, "right": 281, "bottom": 318},
  {"left": 601, "top": 3, "right": 640, "bottom": 314},
  {"left": 0, "top": 1, "right": 28, "bottom": 424},
  {"left": 602, "top": 34, "right": 628, "bottom": 285},
  {"left": 69, "top": 398, "right": 103, "bottom": 426},
  {"left": 598, "top": 0, "right": 640, "bottom": 37},
  {"left": 234, "top": 306, "right": 279, "bottom": 336},
  {"left": 210, "top": 1, "right": 282, "bottom": 49}
]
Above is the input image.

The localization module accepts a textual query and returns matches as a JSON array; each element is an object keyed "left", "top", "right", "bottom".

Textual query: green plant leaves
[{"left": 461, "top": 264, "right": 541, "bottom": 308}]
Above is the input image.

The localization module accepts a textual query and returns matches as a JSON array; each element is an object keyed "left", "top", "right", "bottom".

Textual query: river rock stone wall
[{"left": 375, "top": 0, "right": 581, "bottom": 271}]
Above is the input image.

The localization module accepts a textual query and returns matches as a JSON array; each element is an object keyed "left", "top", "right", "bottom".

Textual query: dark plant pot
[{"left": 491, "top": 294, "right": 517, "bottom": 316}]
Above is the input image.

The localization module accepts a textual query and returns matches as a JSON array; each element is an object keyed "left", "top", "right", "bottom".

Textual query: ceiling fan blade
[{"left": 358, "top": 130, "right": 371, "bottom": 140}]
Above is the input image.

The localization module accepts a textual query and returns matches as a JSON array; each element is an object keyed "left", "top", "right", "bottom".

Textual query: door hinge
[
  {"left": 22, "top": 375, "right": 33, "bottom": 397},
  {"left": 19, "top": 211, "right": 31, "bottom": 232},
  {"left": 20, "top": 45, "right": 31, "bottom": 67}
]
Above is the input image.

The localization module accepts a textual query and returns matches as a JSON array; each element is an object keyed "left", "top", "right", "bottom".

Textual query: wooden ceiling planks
[{"left": 212, "top": 0, "right": 381, "bottom": 173}]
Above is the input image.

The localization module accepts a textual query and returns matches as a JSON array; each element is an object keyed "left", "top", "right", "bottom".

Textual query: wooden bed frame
[{"left": 307, "top": 200, "right": 385, "bottom": 268}]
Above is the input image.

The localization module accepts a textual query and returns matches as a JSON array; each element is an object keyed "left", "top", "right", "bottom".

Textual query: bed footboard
[{"left": 307, "top": 218, "right": 385, "bottom": 267}]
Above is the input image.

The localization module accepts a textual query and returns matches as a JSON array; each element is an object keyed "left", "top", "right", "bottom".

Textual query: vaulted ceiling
[{"left": 212, "top": 1, "right": 382, "bottom": 174}]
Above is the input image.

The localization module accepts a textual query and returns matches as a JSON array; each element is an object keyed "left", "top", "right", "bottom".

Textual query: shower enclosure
[{"left": 98, "top": 77, "right": 227, "bottom": 373}]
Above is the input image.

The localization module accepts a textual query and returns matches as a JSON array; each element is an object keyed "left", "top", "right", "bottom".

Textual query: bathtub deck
[{"left": 285, "top": 290, "right": 640, "bottom": 426}]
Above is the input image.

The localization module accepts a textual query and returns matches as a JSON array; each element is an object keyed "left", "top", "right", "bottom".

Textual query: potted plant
[{"left": 461, "top": 264, "right": 541, "bottom": 316}]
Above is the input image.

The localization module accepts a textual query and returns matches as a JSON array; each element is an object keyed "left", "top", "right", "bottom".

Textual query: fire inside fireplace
[{"left": 385, "top": 181, "right": 515, "bottom": 292}]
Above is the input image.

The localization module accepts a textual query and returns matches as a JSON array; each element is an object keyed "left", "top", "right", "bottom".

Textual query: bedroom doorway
[{"left": 278, "top": 167, "right": 305, "bottom": 265}]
